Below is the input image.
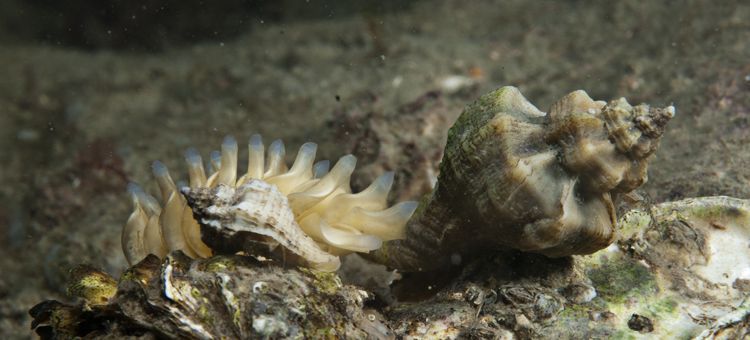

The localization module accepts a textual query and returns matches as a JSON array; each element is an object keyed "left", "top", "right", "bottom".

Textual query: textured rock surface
[
  {"left": 382, "top": 196, "right": 750, "bottom": 339},
  {"left": 30, "top": 196, "right": 750, "bottom": 339},
  {"left": 30, "top": 253, "right": 390, "bottom": 339}
]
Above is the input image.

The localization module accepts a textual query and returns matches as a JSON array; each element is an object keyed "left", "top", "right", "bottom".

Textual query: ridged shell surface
[
  {"left": 183, "top": 181, "right": 342, "bottom": 271},
  {"left": 372, "top": 86, "right": 674, "bottom": 271}
]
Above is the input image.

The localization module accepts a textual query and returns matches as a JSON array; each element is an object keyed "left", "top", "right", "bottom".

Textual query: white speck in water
[
  {"left": 392, "top": 75, "right": 403, "bottom": 88},
  {"left": 439, "top": 75, "right": 474, "bottom": 93}
]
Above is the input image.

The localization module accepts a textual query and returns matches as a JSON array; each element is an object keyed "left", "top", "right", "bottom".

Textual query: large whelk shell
[
  {"left": 370, "top": 86, "right": 674, "bottom": 271},
  {"left": 183, "top": 180, "right": 341, "bottom": 272}
]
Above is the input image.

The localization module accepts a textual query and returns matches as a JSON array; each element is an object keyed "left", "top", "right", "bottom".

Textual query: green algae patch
[
  {"left": 587, "top": 256, "right": 657, "bottom": 304},
  {"left": 557, "top": 303, "right": 591, "bottom": 321},
  {"left": 685, "top": 204, "right": 729, "bottom": 220},
  {"left": 645, "top": 297, "right": 678, "bottom": 316},
  {"left": 617, "top": 209, "right": 652, "bottom": 240},
  {"left": 202, "top": 256, "right": 237, "bottom": 273},
  {"left": 610, "top": 329, "right": 639, "bottom": 340},
  {"left": 301, "top": 268, "right": 342, "bottom": 295}
]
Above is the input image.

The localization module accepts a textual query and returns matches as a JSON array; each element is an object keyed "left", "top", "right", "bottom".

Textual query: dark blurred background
[{"left": 0, "top": 0, "right": 418, "bottom": 51}]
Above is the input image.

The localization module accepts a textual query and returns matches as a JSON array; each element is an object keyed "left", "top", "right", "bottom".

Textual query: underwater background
[{"left": 0, "top": 0, "right": 748, "bottom": 337}]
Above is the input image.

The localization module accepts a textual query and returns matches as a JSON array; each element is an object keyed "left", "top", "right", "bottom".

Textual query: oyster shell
[
  {"left": 618, "top": 196, "right": 750, "bottom": 313},
  {"left": 574, "top": 195, "right": 750, "bottom": 339},
  {"left": 371, "top": 86, "right": 674, "bottom": 271}
]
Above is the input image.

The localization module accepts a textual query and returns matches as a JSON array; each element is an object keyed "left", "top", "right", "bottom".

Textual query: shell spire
[{"left": 602, "top": 98, "right": 675, "bottom": 159}]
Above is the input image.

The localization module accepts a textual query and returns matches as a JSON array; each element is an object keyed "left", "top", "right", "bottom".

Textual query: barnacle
[
  {"left": 371, "top": 86, "right": 674, "bottom": 271},
  {"left": 122, "top": 135, "right": 417, "bottom": 271}
]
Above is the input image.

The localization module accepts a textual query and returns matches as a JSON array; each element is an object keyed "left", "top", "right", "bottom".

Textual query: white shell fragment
[{"left": 122, "top": 135, "right": 417, "bottom": 271}]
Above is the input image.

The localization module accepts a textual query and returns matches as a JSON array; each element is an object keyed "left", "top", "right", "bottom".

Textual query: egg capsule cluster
[{"left": 122, "top": 135, "right": 417, "bottom": 269}]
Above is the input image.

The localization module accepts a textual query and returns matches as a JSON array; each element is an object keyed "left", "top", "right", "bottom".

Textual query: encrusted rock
[{"left": 30, "top": 253, "right": 392, "bottom": 339}]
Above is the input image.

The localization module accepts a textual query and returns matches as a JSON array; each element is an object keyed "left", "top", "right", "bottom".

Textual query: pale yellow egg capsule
[{"left": 122, "top": 134, "right": 417, "bottom": 271}]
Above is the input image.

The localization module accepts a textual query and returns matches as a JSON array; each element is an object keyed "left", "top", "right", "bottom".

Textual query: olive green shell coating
[{"left": 372, "top": 86, "right": 673, "bottom": 272}]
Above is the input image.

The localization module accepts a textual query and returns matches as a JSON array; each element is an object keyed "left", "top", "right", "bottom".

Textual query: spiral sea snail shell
[
  {"left": 122, "top": 135, "right": 418, "bottom": 271},
  {"left": 370, "top": 86, "right": 674, "bottom": 271}
]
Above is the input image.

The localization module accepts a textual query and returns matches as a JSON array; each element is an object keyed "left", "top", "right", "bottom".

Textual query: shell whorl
[
  {"left": 602, "top": 98, "right": 675, "bottom": 159},
  {"left": 370, "top": 86, "right": 674, "bottom": 271},
  {"left": 122, "top": 135, "right": 417, "bottom": 271}
]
